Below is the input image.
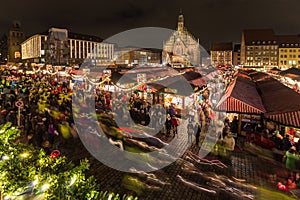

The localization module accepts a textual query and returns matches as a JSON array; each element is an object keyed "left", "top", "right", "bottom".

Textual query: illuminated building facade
[
  {"left": 21, "top": 27, "right": 114, "bottom": 65},
  {"left": 114, "top": 47, "right": 161, "bottom": 66},
  {"left": 241, "top": 29, "right": 278, "bottom": 68},
  {"left": 277, "top": 35, "right": 300, "bottom": 69},
  {"left": 210, "top": 42, "right": 233, "bottom": 66},
  {"left": 21, "top": 34, "right": 47, "bottom": 63},
  {"left": 162, "top": 13, "right": 200, "bottom": 67}
]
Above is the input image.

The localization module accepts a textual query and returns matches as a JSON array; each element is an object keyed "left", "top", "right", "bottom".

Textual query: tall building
[
  {"left": 210, "top": 42, "right": 233, "bottom": 66},
  {"left": 233, "top": 44, "right": 241, "bottom": 66},
  {"left": 162, "top": 12, "right": 200, "bottom": 67},
  {"left": 7, "top": 20, "right": 25, "bottom": 63},
  {"left": 277, "top": 35, "right": 300, "bottom": 69},
  {"left": 21, "top": 27, "right": 114, "bottom": 66},
  {"left": 240, "top": 29, "right": 278, "bottom": 68}
]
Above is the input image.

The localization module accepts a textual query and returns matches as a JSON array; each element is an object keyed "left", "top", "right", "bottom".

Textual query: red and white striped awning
[
  {"left": 216, "top": 97, "right": 266, "bottom": 114},
  {"left": 266, "top": 111, "right": 300, "bottom": 127},
  {"left": 215, "top": 76, "right": 266, "bottom": 114}
]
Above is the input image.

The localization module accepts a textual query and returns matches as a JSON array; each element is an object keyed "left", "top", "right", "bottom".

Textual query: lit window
[{"left": 14, "top": 51, "right": 21, "bottom": 58}]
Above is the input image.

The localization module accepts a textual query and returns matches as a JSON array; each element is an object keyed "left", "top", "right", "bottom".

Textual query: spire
[{"left": 177, "top": 10, "right": 184, "bottom": 32}]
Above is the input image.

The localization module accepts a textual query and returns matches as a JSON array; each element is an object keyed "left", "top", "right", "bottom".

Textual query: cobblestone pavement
[{"left": 60, "top": 125, "right": 297, "bottom": 200}]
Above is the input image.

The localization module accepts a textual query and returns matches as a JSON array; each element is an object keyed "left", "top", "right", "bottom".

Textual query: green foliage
[{"left": 0, "top": 123, "right": 138, "bottom": 200}]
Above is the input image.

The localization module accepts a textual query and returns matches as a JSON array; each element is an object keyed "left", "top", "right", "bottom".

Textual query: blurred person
[
  {"left": 285, "top": 146, "right": 300, "bottom": 175},
  {"left": 223, "top": 132, "right": 235, "bottom": 151}
]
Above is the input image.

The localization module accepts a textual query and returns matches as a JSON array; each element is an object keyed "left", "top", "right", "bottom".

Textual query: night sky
[{"left": 1, "top": 0, "right": 300, "bottom": 49}]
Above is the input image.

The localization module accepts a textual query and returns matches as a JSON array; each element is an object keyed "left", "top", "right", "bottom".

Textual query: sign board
[{"left": 15, "top": 100, "right": 23, "bottom": 107}]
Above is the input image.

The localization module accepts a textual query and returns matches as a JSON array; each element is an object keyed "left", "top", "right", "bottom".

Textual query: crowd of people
[{"left": 0, "top": 68, "right": 81, "bottom": 152}]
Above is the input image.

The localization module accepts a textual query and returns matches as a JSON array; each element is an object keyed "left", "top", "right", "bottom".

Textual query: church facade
[{"left": 162, "top": 13, "right": 200, "bottom": 67}]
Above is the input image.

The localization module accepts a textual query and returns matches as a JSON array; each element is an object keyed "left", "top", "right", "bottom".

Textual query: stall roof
[
  {"left": 257, "top": 77, "right": 300, "bottom": 127},
  {"left": 182, "top": 71, "right": 202, "bottom": 81},
  {"left": 280, "top": 67, "right": 300, "bottom": 76},
  {"left": 216, "top": 76, "right": 266, "bottom": 114},
  {"left": 249, "top": 71, "right": 270, "bottom": 81}
]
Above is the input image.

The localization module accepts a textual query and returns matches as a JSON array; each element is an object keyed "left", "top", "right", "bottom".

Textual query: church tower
[{"left": 177, "top": 12, "right": 184, "bottom": 32}]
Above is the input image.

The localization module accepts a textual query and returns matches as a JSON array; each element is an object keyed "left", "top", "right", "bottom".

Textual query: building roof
[
  {"left": 210, "top": 42, "right": 233, "bottom": 51},
  {"left": 277, "top": 35, "right": 300, "bottom": 47},
  {"left": 243, "top": 29, "right": 276, "bottom": 45},
  {"left": 68, "top": 32, "right": 103, "bottom": 42}
]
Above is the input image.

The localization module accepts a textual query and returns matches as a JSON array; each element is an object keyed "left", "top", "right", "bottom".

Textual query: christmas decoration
[{"left": 0, "top": 123, "right": 138, "bottom": 200}]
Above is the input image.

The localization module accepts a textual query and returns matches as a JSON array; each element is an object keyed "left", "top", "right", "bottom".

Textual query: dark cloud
[{"left": 1, "top": 0, "right": 300, "bottom": 49}]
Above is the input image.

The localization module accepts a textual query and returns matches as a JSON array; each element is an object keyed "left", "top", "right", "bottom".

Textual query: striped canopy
[
  {"left": 266, "top": 111, "right": 300, "bottom": 127},
  {"left": 216, "top": 76, "right": 266, "bottom": 114}
]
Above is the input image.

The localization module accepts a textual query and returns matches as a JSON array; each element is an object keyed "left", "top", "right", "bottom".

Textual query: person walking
[
  {"left": 171, "top": 115, "right": 179, "bottom": 137},
  {"left": 187, "top": 120, "right": 194, "bottom": 144},
  {"left": 165, "top": 114, "right": 172, "bottom": 138},
  {"left": 195, "top": 122, "right": 201, "bottom": 146}
]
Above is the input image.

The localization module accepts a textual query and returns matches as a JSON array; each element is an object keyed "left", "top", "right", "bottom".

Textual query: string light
[
  {"left": 2, "top": 155, "right": 9, "bottom": 160},
  {"left": 108, "top": 194, "right": 113, "bottom": 200},
  {"left": 20, "top": 152, "right": 29, "bottom": 158},
  {"left": 32, "top": 176, "right": 38, "bottom": 186},
  {"left": 69, "top": 175, "right": 77, "bottom": 186},
  {"left": 41, "top": 183, "right": 50, "bottom": 191}
]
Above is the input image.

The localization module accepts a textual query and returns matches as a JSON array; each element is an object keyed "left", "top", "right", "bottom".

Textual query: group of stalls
[
  {"left": 278, "top": 67, "right": 300, "bottom": 91},
  {"left": 114, "top": 68, "right": 208, "bottom": 115},
  {"left": 79, "top": 67, "right": 208, "bottom": 116},
  {"left": 216, "top": 69, "right": 300, "bottom": 142}
]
